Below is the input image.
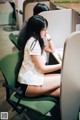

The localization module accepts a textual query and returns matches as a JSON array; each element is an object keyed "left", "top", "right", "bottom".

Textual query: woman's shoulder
[
  {"left": 25, "top": 37, "right": 39, "bottom": 50},
  {"left": 25, "top": 37, "right": 41, "bottom": 55},
  {"left": 27, "top": 37, "right": 36, "bottom": 46},
  {"left": 28, "top": 37, "right": 35, "bottom": 41}
]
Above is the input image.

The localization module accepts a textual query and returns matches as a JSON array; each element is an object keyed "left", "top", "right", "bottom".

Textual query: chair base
[{"left": 3, "top": 25, "right": 19, "bottom": 32}]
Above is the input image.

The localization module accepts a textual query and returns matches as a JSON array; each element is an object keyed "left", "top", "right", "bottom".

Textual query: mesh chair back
[
  {"left": 0, "top": 52, "right": 22, "bottom": 87},
  {"left": 9, "top": 33, "right": 21, "bottom": 50}
]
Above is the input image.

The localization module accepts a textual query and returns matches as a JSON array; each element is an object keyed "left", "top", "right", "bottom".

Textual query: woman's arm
[
  {"left": 44, "top": 34, "right": 56, "bottom": 53},
  {"left": 44, "top": 34, "right": 62, "bottom": 64},
  {"left": 44, "top": 44, "right": 62, "bottom": 64},
  {"left": 31, "top": 55, "right": 62, "bottom": 74},
  {"left": 44, "top": 39, "right": 56, "bottom": 53}
]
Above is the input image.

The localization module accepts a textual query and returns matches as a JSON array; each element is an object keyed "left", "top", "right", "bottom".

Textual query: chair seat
[{"left": 10, "top": 94, "right": 58, "bottom": 115}]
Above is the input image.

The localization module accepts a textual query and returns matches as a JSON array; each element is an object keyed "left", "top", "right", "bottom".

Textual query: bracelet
[{"left": 47, "top": 38, "right": 51, "bottom": 41}]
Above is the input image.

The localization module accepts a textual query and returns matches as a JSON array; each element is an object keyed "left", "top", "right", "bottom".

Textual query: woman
[
  {"left": 18, "top": 15, "right": 62, "bottom": 97},
  {"left": 17, "top": 3, "right": 50, "bottom": 51}
]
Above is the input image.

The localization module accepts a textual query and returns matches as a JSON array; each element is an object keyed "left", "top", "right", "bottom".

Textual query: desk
[
  {"left": 49, "top": 48, "right": 63, "bottom": 64},
  {"left": 56, "top": 48, "right": 63, "bottom": 60},
  {"left": 50, "top": 0, "right": 80, "bottom": 13},
  {"left": 48, "top": 48, "right": 63, "bottom": 73}
]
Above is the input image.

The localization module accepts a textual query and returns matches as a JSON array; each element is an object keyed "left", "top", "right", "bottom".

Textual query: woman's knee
[{"left": 46, "top": 88, "right": 60, "bottom": 97}]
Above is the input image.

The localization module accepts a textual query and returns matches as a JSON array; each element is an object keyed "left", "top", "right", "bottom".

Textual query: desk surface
[{"left": 50, "top": 0, "right": 80, "bottom": 13}]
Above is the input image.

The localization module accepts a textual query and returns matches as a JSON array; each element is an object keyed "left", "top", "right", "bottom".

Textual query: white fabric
[{"left": 18, "top": 37, "right": 47, "bottom": 86}]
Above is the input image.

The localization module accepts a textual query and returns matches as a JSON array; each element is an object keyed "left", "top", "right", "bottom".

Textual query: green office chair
[
  {"left": 0, "top": 51, "right": 59, "bottom": 120},
  {"left": 9, "top": 33, "right": 21, "bottom": 51}
]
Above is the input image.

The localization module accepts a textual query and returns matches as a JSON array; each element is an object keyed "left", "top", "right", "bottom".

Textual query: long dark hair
[{"left": 23, "top": 15, "right": 48, "bottom": 53}]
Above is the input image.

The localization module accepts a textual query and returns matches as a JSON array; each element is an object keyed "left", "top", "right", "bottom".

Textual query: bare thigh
[{"left": 25, "top": 74, "right": 61, "bottom": 97}]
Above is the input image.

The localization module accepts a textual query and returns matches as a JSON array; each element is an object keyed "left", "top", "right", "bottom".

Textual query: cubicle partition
[{"left": 40, "top": 9, "right": 80, "bottom": 49}]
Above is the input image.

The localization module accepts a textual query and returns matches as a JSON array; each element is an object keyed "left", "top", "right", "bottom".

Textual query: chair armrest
[{"left": 3, "top": 82, "right": 23, "bottom": 95}]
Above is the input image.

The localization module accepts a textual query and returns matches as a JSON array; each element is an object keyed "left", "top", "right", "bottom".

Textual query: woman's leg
[
  {"left": 25, "top": 74, "right": 61, "bottom": 97},
  {"left": 45, "top": 88, "right": 60, "bottom": 97}
]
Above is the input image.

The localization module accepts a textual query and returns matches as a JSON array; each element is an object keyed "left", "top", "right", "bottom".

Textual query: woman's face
[{"left": 40, "top": 27, "right": 47, "bottom": 40}]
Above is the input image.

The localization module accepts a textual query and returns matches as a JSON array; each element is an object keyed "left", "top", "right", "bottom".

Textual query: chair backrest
[
  {"left": 23, "top": 0, "right": 50, "bottom": 22},
  {"left": 40, "top": 9, "right": 80, "bottom": 49},
  {"left": 60, "top": 31, "right": 80, "bottom": 120},
  {"left": 9, "top": 33, "right": 21, "bottom": 50},
  {"left": 0, "top": 51, "right": 22, "bottom": 88}
]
